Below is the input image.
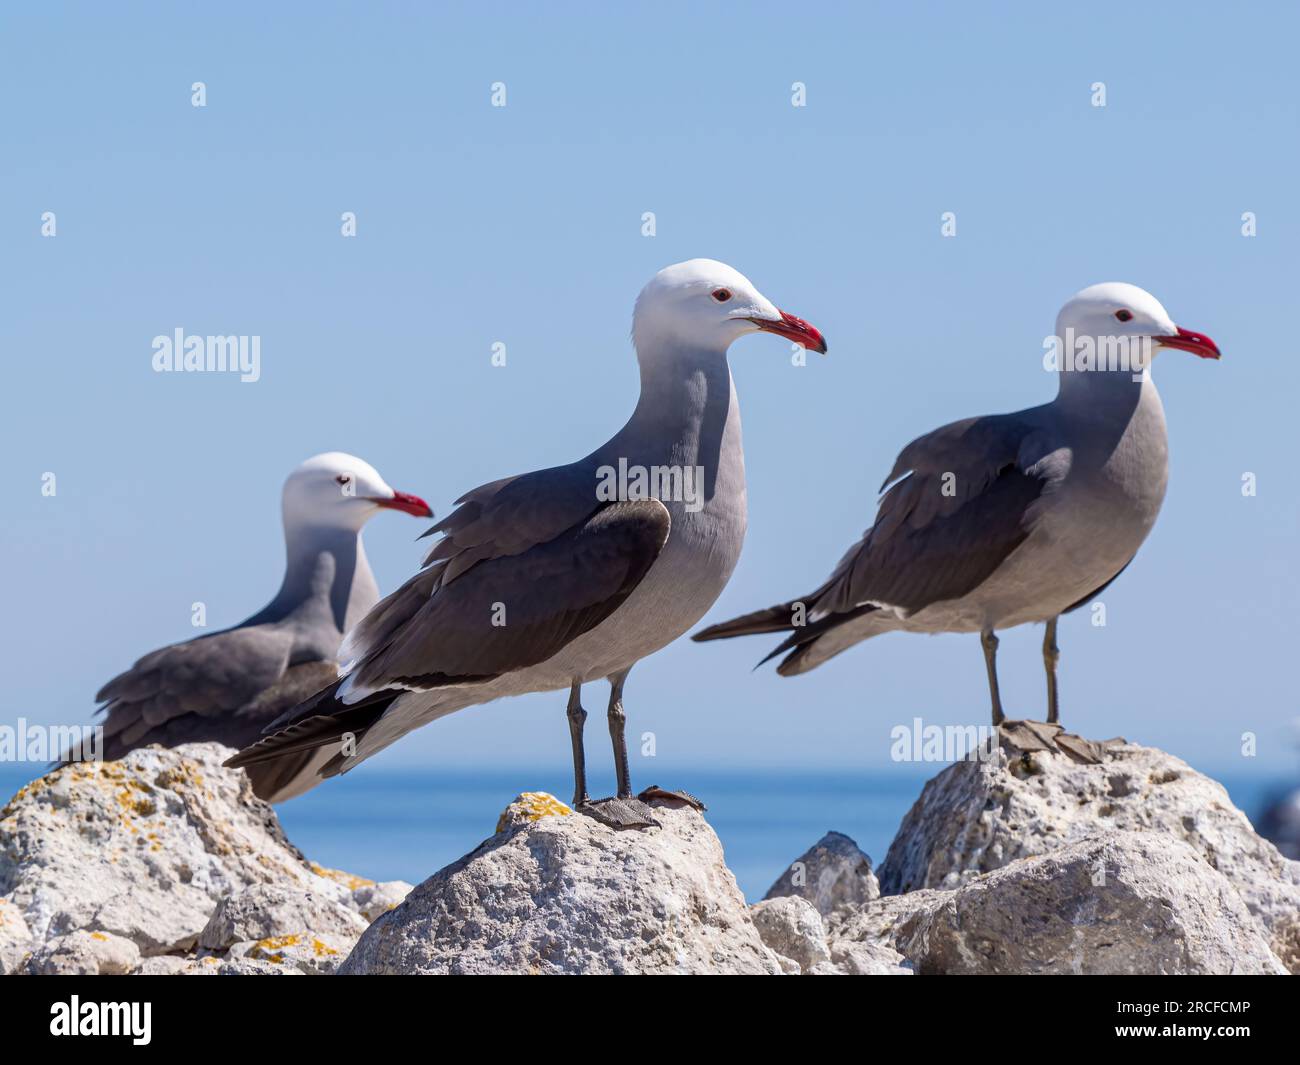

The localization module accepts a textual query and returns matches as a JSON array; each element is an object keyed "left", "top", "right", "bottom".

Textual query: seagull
[
  {"left": 694, "top": 283, "right": 1218, "bottom": 738},
  {"left": 227, "top": 259, "right": 828, "bottom": 825},
  {"left": 83, "top": 452, "right": 431, "bottom": 790}
]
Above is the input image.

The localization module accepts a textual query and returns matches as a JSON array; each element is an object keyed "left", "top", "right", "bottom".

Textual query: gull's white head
[
  {"left": 632, "top": 259, "right": 827, "bottom": 358},
  {"left": 281, "top": 451, "right": 432, "bottom": 532},
  {"left": 1055, "top": 282, "right": 1221, "bottom": 369}
]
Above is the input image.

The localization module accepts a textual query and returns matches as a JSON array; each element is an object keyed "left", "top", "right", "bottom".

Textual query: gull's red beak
[
  {"left": 1159, "top": 326, "right": 1221, "bottom": 360},
  {"left": 749, "top": 310, "right": 828, "bottom": 354},
  {"left": 368, "top": 491, "right": 433, "bottom": 518}
]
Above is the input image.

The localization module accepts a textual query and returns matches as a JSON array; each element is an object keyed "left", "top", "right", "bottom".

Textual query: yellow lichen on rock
[
  {"left": 248, "top": 933, "right": 301, "bottom": 963},
  {"left": 495, "top": 792, "right": 573, "bottom": 833},
  {"left": 310, "top": 863, "right": 374, "bottom": 891}
]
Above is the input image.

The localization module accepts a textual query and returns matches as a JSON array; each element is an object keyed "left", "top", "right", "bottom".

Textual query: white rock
[
  {"left": 0, "top": 897, "right": 33, "bottom": 974},
  {"left": 749, "top": 896, "right": 831, "bottom": 973},
  {"left": 24, "top": 929, "right": 140, "bottom": 975},
  {"left": 825, "top": 939, "right": 914, "bottom": 975},
  {"left": 132, "top": 955, "right": 194, "bottom": 975},
  {"left": 349, "top": 880, "right": 414, "bottom": 923},
  {"left": 170, "top": 954, "right": 303, "bottom": 976},
  {"left": 877, "top": 833, "right": 1287, "bottom": 975},
  {"left": 198, "top": 884, "right": 367, "bottom": 951},
  {"left": 0, "top": 743, "right": 355, "bottom": 955},
  {"left": 826, "top": 892, "right": 936, "bottom": 975},
  {"left": 878, "top": 740, "right": 1300, "bottom": 971},
  {"left": 341, "top": 791, "right": 785, "bottom": 975},
  {"left": 763, "top": 830, "right": 879, "bottom": 917},
  {"left": 226, "top": 932, "right": 356, "bottom": 974}
]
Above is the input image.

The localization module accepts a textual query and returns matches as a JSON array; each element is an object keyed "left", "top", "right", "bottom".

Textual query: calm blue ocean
[{"left": 2, "top": 761, "right": 1293, "bottom": 900}]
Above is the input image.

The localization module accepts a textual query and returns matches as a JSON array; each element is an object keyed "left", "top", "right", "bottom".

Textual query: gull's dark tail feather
[
  {"left": 762, "top": 603, "right": 880, "bottom": 675},
  {"left": 694, "top": 600, "right": 881, "bottom": 677},
  {"left": 691, "top": 601, "right": 804, "bottom": 642},
  {"left": 224, "top": 679, "right": 403, "bottom": 803},
  {"left": 240, "top": 747, "right": 324, "bottom": 803}
]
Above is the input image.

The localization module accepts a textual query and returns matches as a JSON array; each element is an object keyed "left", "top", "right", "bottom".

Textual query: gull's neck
[
  {"left": 249, "top": 522, "right": 380, "bottom": 634},
  {"left": 593, "top": 339, "right": 741, "bottom": 509},
  {"left": 1052, "top": 363, "right": 1166, "bottom": 459},
  {"left": 621, "top": 343, "right": 743, "bottom": 452}
]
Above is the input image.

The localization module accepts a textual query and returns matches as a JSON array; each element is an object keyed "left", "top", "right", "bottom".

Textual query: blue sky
[{"left": 3, "top": 1, "right": 1298, "bottom": 790}]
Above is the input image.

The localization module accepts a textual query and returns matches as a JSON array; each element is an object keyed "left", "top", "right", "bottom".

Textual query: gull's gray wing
[
  {"left": 226, "top": 499, "right": 671, "bottom": 770},
  {"left": 353, "top": 498, "right": 672, "bottom": 692},
  {"left": 695, "top": 411, "right": 1065, "bottom": 671},
  {"left": 815, "top": 412, "right": 1060, "bottom": 616},
  {"left": 336, "top": 461, "right": 605, "bottom": 669},
  {"left": 92, "top": 625, "right": 297, "bottom": 757}
]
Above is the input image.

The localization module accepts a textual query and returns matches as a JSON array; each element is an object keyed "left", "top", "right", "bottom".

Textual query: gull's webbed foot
[
  {"left": 637, "top": 785, "right": 706, "bottom": 811},
  {"left": 576, "top": 796, "right": 660, "bottom": 829},
  {"left": 997, "top": 719, "right": 1117, "bottom": 766}
]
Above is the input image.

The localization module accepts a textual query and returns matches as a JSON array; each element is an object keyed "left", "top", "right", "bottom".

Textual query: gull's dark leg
[
  {"left": 606, "top": 670, "right": 633, "bottom": 799},
  {"left": 566, "top": 681, "right": 589, "bottom": 807},
  {"left": 611, "top": 669, "right": 708, "bottom": 814},
  {"left": 1043, "top": 616, "right": 1061, "bottom": 725},
  {"left": 571, "top": 671, "right": 656, "bottom": 830},
  {"left": 981, "top": 628, "right": 1006, "bottom": 727}
]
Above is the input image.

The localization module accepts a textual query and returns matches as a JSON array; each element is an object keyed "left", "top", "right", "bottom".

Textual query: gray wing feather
[
  {"left": 694, "top": 411, "right": 1062, "bottom": 674},
  {"left": 349, "top": 499, "right": 671, "bottom": 693},
  {"left": 341, "top": 461, "right": 605, "bottom": 668},
  {"left": 227, "top": 500, "right": 671, "bottom": 775},
  {"left": 818, "top": 413, "right": 1055, "bottom": 617},
  {"left": 93, "top": 627, "right": 296, "bottom": 758}
]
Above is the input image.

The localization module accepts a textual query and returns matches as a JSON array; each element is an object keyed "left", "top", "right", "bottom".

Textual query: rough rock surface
[
  {"left": 8, "top": 736, "right": 1294, "bottom": 976},
  {"left": 341, "top": 791, "right": 784, "bottom": 975},
  {"left": 763, "top": 830, "right": 879, "bottom": 918},
  {"left": 826, "top": 892, "right": 938, "bottom": 975},
  {"left": 0, "top": 743, "right": 412, "bottom": 974},
  {"left": 889, "top": 834, "right": 1285, "bottom": 974},
  {"left": 199, "top": 884, "right": 368, "bottom": 951},
  {"left": 749, "top": 896, "right": 831, "bottom": 973},
  {"left": 133, "top": 955, "right": 197, "bottom": 975},
  {"left": 23, "top": 929, "right": 141, "bottom": 975},
  {"left": 878, "top": 740, "right": 1300, "bottom": 971},
  {"left": 226, "top": 932, "right": 357, "bottom": 974},
  {"left": 823, "top": 836, "right": 1289, "bottom": 975},
  {"left": 150, "top": 954, "right": 304, "bottom": 975},
  {"left": 0, "top": 743, "right": 353, "bottom": 954},
  {"left": 0, "top": 897, "right": 33, "bottom": 974},
  {"left": 349, "top": 878, "right": 413, "bottom": 923}
]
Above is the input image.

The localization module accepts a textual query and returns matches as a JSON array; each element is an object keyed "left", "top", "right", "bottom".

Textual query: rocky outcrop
[
  {"left": 0, "top": 743, "right": 410, "bottom": 974},
  {"left": 831, "top": 833, "right": 1285, "bottom": 974},
  {"left": 198, "top": 884, "right": 369, "bottom": 952},
  {"left": 877, "top": 739, "right": 1300, "bottom": 971},
  {"left": 0, "top": 898, "right": 32, "bottom": 975},
  {"left": 340, "top": 791, "right": 784, "bottom": 975},
  {"left": 749, "top": 897, "right": 831, "bottom": 973},
  {"left": 5, "top": 735, "right": 1295, "bottom": 976},
  {"left": 755, "top": 829, "right": 910, "bottom": 973},
  {"left": 762, "top": 831, "right": 879, "bottom": 918},
  {"left": 752, "top": 740, "right": 1299, "bottom": 975},
  {"left": 24, "top": 929, "right": 141, "bottom": 975}
]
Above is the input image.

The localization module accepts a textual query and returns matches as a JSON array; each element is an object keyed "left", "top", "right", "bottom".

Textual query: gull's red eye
[
  {"left": 1115, "top": 309, "right": 1133, "bottom": 322},
  {"left": 711, "top": 288, "right": 732, "bottom": 303}
]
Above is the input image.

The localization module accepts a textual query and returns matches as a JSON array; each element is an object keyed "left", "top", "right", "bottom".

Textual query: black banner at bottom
[{"left": 0, "top": 973, "right": 1285, "bottom": 1050}]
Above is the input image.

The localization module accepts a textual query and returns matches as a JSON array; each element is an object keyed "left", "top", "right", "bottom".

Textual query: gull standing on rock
[
  {"left": 83, "top": 452, "right": 431, "bottom": 789},
  {"left": 694, "top": 284, "right": 1218, "bottom": 747},
  {"left": 228, "top": 260, "right": 828, "bottom": 825}
]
